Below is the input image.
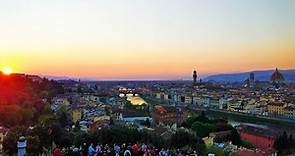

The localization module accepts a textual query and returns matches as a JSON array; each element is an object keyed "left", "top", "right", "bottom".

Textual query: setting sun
[{"left": 2, "top": 67, "right": 13, "bottom": 75}]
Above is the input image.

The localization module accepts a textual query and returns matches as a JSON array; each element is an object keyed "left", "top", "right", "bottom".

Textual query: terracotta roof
[
  {"left": 284, "top": 106, "right": 295, "bottom": 111},
  {"left": 154, "top": 105, "right": 184, "bottom": 114},
  {"left": 238, "top": 124, "right": 278, "bottom": 138},
  {"left": 267, "top": 102, "right": 285, "bottom": 106}
]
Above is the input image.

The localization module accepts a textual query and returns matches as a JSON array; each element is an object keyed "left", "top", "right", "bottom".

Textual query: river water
[{"left": 119, "top": 93, "right": 147, "bottom": 105}]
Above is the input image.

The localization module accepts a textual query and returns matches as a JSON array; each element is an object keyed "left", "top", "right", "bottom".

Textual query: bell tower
[{"left": 193, "top": 70, "right": 197, "bottom": 85}]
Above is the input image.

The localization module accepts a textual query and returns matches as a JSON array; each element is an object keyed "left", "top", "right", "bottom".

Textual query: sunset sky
[{"left": 0, "top": 0, "right": 294, "bottom": 80}]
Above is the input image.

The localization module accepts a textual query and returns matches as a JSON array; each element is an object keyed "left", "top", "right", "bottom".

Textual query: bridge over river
[{"left": 118, "top": 87, "right": 147, "bottom": 106}]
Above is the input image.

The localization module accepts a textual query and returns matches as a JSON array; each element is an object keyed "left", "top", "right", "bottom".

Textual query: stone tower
[{"left": 193, "top": 70, "right": 197, "bottom": 85}]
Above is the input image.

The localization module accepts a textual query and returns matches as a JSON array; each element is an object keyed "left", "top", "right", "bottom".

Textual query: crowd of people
[{"left": 53, "top": 143, "right": 198, "bottom": 156}]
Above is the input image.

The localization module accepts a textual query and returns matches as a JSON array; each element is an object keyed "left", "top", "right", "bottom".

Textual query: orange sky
[{"left": 1, "top": 42, "right": 294, "bottom": 80}]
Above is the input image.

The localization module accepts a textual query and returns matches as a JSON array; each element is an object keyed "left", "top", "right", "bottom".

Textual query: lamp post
[{"left": 17, "top": 136, "right": 26, "bottom": 156}]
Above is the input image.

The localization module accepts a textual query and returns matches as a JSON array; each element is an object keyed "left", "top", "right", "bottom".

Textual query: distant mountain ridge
[
  {"left": 204, "top": 69, "right": 295, "bottom": 82},
  {"left": 43, "top": 75, "right": 97, "bottom": 81}
]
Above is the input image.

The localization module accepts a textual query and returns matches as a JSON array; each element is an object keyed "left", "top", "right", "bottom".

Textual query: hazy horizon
[
  {"left": 1, "top": 0, "right": 295, "bottom": 80},
  {"left": 8, "top": 67, "right": 291, "bottom": 81}
]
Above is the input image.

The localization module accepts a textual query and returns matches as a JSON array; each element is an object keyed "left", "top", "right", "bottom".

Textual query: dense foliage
[
  {"left": 184, "top": 111, "right": 242, "bottom": 146},
  {"left": 0, "top": 73, "right": 65, "bottom": 155},
  {"left": 274, "top": 131, "right": 295, "bottom": 155},
  {"left": 2, "top": 103, "right": 72, "bottom": 156},
  {"left": 0, "top": 73, "right": 64, "bottom": 127}
]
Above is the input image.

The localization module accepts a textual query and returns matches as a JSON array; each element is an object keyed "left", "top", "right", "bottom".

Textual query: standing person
[
  {"left": 174, "top": 149, "right": 182, "bottom": 156},
  {"left": 123, "top": 146, "right": 132, "bottom": 156},
  {"left": 88, "top": 143, "right": 96, "bottom": 156},
  {"left": 114, "top": 144, "right": 121, "bottom": 156},
  {"left": 53, "top": 147, "right": 62, "bottom": 156},
  {"left": 95, "top": 143, "right": 102, "bottom": 155},
  {"left": 106, "top": 145, "right": 114, "bottom": 156},
  {"left": 158, "top": 148, "right": 164, "bottom": 156},
  {"left": 81, "top": 143, "right": 88, "bottom": 156},
  {"left": 69, "top": 146, "right": 80, "bottom": 156},
  {"left": 159, "top": 148, "right": 168, "bottom": 156},
  {"left": 104, "top": 144, "right": 109, "bottom": 154},
  {"left": 140, "top": 143, "right": 147, "bottom": 155},
  {"left": 121, "top": 143, "right": 126, "bottom": 155},
  {"left": 131, "top": 144, "right": 139, "bottom": 156},
  {"left": 149, "top": 147, "right": 156, "bottom": 156},
  {"left": 190, "top": 151, "right": 198, "bottom": 156}
]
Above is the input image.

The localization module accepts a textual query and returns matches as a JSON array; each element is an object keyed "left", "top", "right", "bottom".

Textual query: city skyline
[{"left": 1, "top": 0, "right": 295, "bottom": 80}]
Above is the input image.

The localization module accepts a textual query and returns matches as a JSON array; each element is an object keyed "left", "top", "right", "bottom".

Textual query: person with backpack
[
  {"left": 131, "top": 143, "right": 139, "bottom": 156},
  {"left": 53, "top": 147, "right": 62, "bottom": 156},
  {"left": 88, "top": 143, "right": 96, "bottom": 156},
  {"left": 114, "top": 144, "right": 121, "bottom": 156},
  {"left": 124, "top": 146, "right": 132, "bottom": 156}
]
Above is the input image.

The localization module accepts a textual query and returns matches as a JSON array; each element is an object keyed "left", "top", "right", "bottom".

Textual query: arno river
[{"left": 119, "top": 93, "right": 147, "bottom": 106}]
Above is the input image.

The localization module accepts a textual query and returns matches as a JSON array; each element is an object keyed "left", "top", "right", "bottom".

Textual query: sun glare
[{"left": 2, "top": 67, "right": 13, "bottom": 75}]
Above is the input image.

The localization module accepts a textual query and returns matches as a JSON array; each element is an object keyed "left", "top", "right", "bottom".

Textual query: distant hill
[
  {"left": 43, "top": 75, "right": 73, "bottom": 80},
  {"left": 204, "top": 69, "right": 295, "bottom": 82},
  {"left": 43, "top": 75, "right": 97, "bottom": 81}
]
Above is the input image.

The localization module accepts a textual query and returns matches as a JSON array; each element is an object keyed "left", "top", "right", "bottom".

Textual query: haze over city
[{"left": 1, "top": 0, "right": 295, "bottom": 80}]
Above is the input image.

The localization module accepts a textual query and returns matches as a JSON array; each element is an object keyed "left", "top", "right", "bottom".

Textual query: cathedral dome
[{"left": 271, "top": 68, "right": 284, "bottom": 83}]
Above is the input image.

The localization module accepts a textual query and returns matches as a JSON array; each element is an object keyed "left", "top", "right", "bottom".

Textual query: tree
[
  {"left": 144, "top": 118, "right": 151, "bottom": 127},
  {"left": 170, "top": 129, "right": 206, "bottom": 154},
  {"left": 214, "top": 122, "right": 233, "bottom": 132},
  {"left": 274, "top": 131, "right": 294, "bottom": 154},
  {"left": 35, "top": 112, "right": 67, "bottom": 149},
  {"left": 171, "top": 130, "right": 198, "bottom": 148},
  {"left": 191, "top": 121, "right": 215, "bottom": 138},
  {"left": 229, "top": 129, "right": 242, "bottom": 146},
  {"left": 3, "top": 131, "right": 18, "bottom": 155},
  {"left": 94, "top": 125, "right": 141, "bottom": 144},
  {"left": 186, "top": 114, "right": 198, "bottom": 128},
  {"left": 20, "top": 108, "right": 35, "bottom": 125},
  {"left": 72, "top": 131, "right": 93, "bottom": 147},
  {"left": 58, "top": 131, "right": 73, "bottom": 148},
  {"left": 26, "top": 135, "right": 41, "bottom": 156},
  {"left": 0, "top": 105, "right": 21, "bottom": 127},
  {"left": 56, "top": 104, "right": 70, "bottom": 127},
  {"left": 42, "top": 103, "right": 53, "bottom": 115},
  {"left": 196, "top": 111, "right": 210, "bottom": 123},
  {"left": 185, "top": 111, "right": 213, "bottom": 129},
  {"left": 38, "top": 114, "right": 58, "bottom": 128},
  {"left": 31, "top": 126, "right": 52, "bottom": 150},
  {"left": 140, "top": 129, "right": 165, "bottom": 148}
]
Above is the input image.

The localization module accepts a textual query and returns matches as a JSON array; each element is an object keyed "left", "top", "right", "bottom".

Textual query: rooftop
[
  {"left": 267, "top": 102, "right": 285, "bottom": 107},
  {"left": 237, "top": 124, "right": 278, "bottom": 138}
]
